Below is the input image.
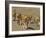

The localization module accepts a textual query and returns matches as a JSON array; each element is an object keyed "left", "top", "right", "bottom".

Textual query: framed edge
[
  {"left": 5, "top": 1, "right": 45, "bottom": 38},
  {"left": 43, "top": 3, "right": 45, "bottom": 35}
]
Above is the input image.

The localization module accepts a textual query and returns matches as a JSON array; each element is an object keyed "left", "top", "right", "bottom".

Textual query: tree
[
  {"left": 12, "top": 10, "right": 16, "bottom": 21},
  {"left": 17, "top": 14, "right": 22, "bottom": 25}
]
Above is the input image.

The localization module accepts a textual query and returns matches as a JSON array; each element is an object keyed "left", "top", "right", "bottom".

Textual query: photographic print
[
  {"left": 12, "top": 7, "right": 40, "bottom": 31},
  {"left": 5, "top": 1, "right": 45, "bottom": 37}
]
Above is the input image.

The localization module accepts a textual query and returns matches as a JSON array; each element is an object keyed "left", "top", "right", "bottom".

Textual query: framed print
[{"left": 5, "top": 1, "right": 45, "bottom": 37}]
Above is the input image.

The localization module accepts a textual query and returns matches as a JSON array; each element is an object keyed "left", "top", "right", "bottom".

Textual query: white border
[{"left": 9, "top": 4, "right": 43, "bottom": 35}]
